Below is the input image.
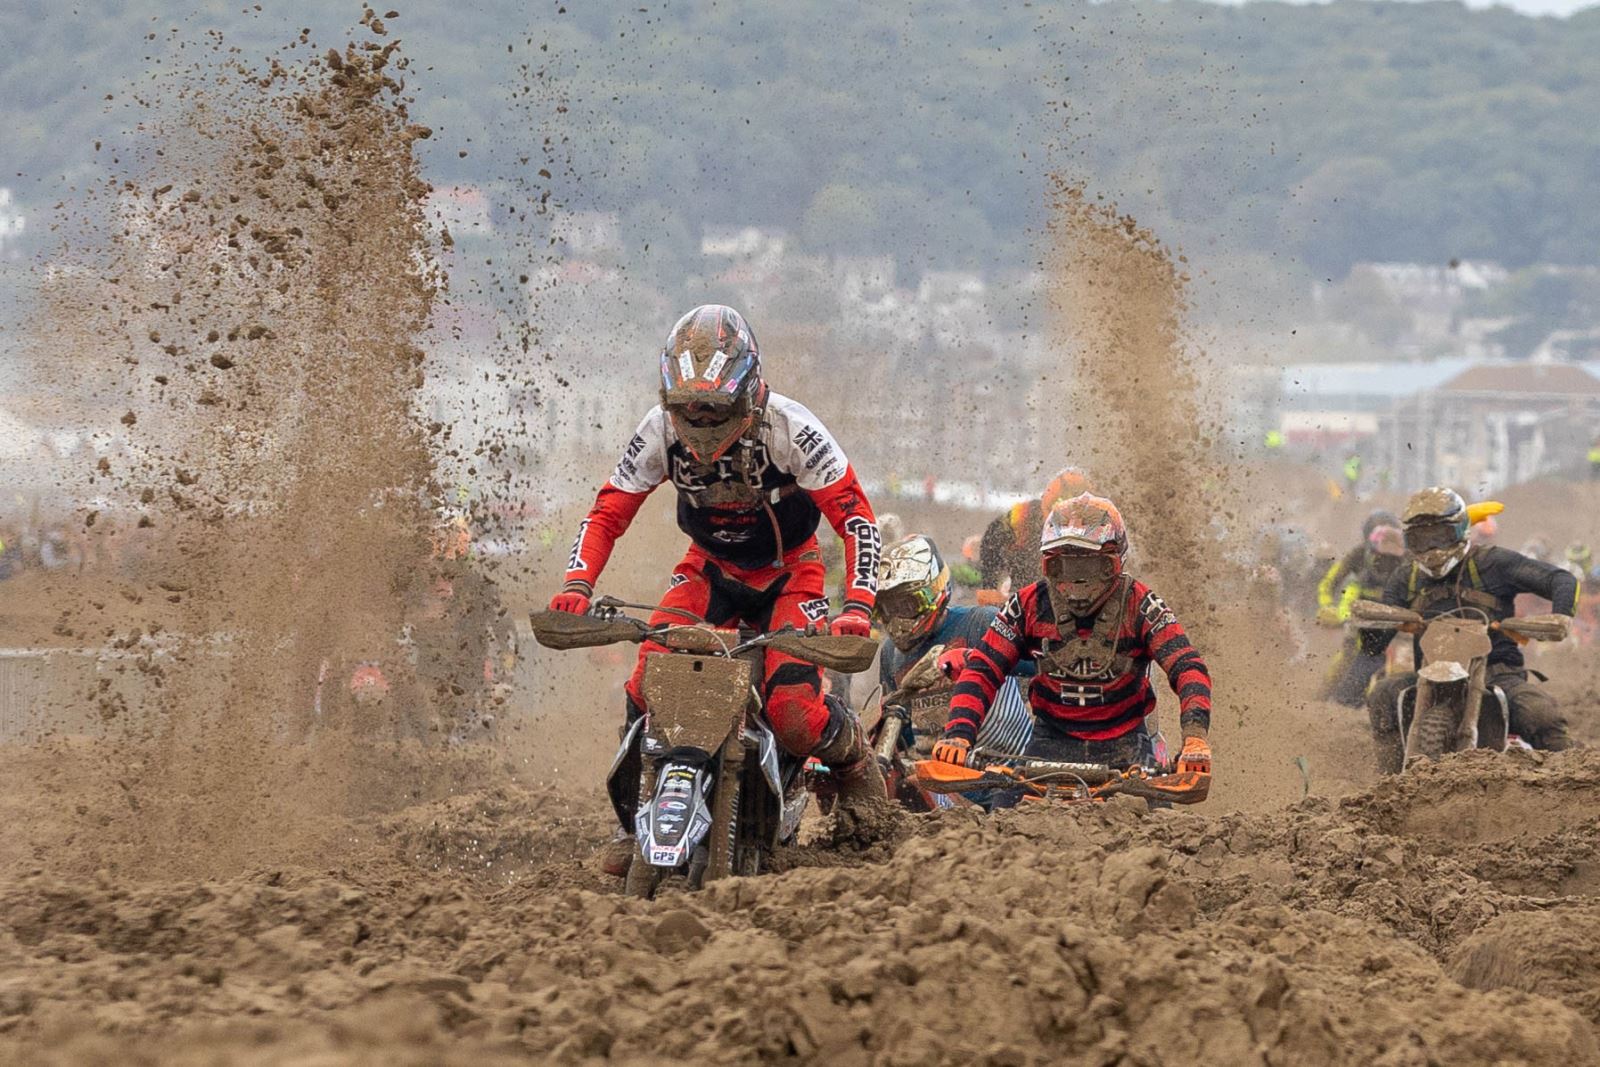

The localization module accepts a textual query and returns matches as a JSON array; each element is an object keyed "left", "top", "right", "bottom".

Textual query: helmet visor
[{"left": 1404, "top": 522, "right": 1461, "bottom": 555}]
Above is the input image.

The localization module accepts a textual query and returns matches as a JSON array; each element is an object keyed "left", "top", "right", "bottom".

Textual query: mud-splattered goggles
[
  {"left": 1403, "top": 522, "right": 1462, "bottom": 555},
  {"left": 675, "top": 402, "right": 735, "bottom": 428},
  {"left": 1043, "top": 551, "right": 1117, "bottom": 584},
  {"left": 875, "top": 584, "right": 942, "bottom": 622}
]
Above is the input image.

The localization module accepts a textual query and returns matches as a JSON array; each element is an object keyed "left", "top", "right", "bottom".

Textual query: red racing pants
[{"left": 624, "top": 538, "right": 832, "bottom": 757}]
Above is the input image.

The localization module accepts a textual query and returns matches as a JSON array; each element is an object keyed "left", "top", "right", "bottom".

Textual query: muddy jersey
[
  {"left": 945, "top": 578, "right": 1211, "bottom": 744},
  {"left": 560, "top": 393, "right": 879, "bottom": 616}
]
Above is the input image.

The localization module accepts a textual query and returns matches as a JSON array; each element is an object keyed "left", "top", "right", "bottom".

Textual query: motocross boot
[
  {"left": 599, "top": 827, "right": 637, "bottom": 879},
  {"left": 813, "top": 696, "right": 889, "bottom": 822},
  {"left": 599, "top": 700, "right": 646, "bottom": 879}
]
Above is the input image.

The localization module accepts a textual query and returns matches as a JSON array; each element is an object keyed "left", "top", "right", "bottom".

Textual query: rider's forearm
[
  {"left": 1316, "top": 556, "right": 1350, "bottom": 609},
  {"left": 559, "top": 484, "right": 649, "bottom": 592},
  {"left": 946, "top": 647, "right": 1011, "bottom": 740},
  {"left": 810, "top": 465, "right": 879, "bottom": 617}
]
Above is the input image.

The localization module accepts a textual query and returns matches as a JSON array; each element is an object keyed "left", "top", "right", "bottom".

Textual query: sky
[{"left": 1219, "top": 0, "right": 1599, "bottom": 16}]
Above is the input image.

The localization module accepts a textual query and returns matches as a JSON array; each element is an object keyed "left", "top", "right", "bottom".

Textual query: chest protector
[
  {"left": 1407, "top": 556, "right": 1499, "bottom": 616},
  {"left": 1037, "top": 577, "right": 1135, "bottom": 683}
]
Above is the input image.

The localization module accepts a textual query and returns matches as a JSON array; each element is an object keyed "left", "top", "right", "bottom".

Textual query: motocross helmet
[
  {"left": 1041, "top": 493, "right": 1127, "bottom": 621},
  {"left": 659, "top": 304, "right": 766, "bottom": 464},
  {"left": 1362, "top": 509, "right": 1400, "bottom": 540},
  {"left": 874, "top": 535, "right": 952, "bottom": 652},
  {"left": 1367, "top": 524, "right": 1405, "bottom": 581},
  {"left": 1566, "top": 541, "right": 1592, "bottom": 574},
  {"left": 1401, "top": 487, "right": 1469, "bottom": 579},
  {"left": 1041, "top": 466, "right": 1094, "bottom": 511}
]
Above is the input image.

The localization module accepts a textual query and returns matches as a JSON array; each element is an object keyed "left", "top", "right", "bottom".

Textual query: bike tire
[
  {"left": 1411, "top": 699, "right": 1455, "bottom": 762},
  {"left": 623, "top": 850, "right": 661, "bottom": 899},
  {"left": 705, "top": 753, "right": 741, "bottom": 884}
]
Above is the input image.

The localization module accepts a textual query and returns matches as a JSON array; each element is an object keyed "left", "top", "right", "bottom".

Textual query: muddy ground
[{"left": 4, "top": 542, "right": 1600, "bottom": 1065}]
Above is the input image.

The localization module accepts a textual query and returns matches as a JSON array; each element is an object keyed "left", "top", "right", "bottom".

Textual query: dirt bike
[
  {"left": 908, "top": 746, "right": 1209, "bottom": 806},
  {"left": 1348, "top": 600, "right": 1570, "bottom": 767},
  {"left": 529, "top": 596, "right": 877, "bottom": 899}
]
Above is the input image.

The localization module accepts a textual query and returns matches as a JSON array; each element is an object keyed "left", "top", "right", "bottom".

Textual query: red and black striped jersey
[{"left": 945, "top": 578, "right": 1211, "bottom": 743}]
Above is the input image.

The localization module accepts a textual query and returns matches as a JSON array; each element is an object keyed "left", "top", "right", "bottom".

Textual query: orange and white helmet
[
  {"left": 1040, "top": 466, "right": 1094, "bottom": 511},
  {"left": 1040, "top": 493, "right": 1127, "bottom": 618},
  {"left": 1040, "top": 493, "right": 1127, "bottom": 557}
]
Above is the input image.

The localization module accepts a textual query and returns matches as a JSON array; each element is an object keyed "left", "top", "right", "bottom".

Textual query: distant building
[
  {"left": 700, "top": 226, "right": 787, "bottom": 261},
  {"left": 549, "top": 209, "right": 621, "bottom": 257},
  {"left": 0, "top": 189, "right": 23, "bottom": 252},
  {"left": 1276, "top": 359, "right": 1476, "bottom": 449},
  {"left": 1380, "top": 362, "right": 1600, "bottom": 493}
]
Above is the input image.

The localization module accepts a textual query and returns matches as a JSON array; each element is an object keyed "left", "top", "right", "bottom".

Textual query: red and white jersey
[{"left": 562, "top": 392, "right": 879, "bottom": 615}]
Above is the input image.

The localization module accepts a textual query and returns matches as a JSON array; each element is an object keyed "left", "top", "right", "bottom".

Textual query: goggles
[
  {"left": 1044, "top": 551, "right": 1117, "bottom": 584},
  {"left": 1403, "top": 522, "right": 1461, "bottom": 555},
  {"left": 875, "top": 584, "right": 942, "bottom": 623},
  {"left": 675, "top": 402, "right": 734, "bottom": 428}
]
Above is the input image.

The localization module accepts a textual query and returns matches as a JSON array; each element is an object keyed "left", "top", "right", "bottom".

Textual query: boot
[
  {"left": 598, "top": 827, "right": 636, "bottom": 879},
  {"left": 599, "top": 700, "right": 646, "bottom": 879},
  {"left": 814, "top": 698, "right": 889, "bottom": 819}
]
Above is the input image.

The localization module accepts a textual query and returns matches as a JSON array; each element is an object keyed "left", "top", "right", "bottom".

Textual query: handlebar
[
  {"left": 1347, "top": 600, "right": 1570, "bottom": 642},
  {"left": 529, "top": 597, "right": 880, "bottom": 673}
]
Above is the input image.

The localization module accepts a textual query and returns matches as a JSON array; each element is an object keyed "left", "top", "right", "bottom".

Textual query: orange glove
[
  {"left": 931, "top": 736, "right": 972, "bottom": 766},
  {"left": 1177, "top": 734, "right": 1212, "bottom": 776},
  {"left": 829, "top": 608, "right": 872, "bottom": 638},
  {"left": 548, "top": 589, "right": 591, "bottom": 615}
]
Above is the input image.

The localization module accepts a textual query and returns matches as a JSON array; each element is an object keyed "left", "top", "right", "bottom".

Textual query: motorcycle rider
[
  {"left": 933, "top": 493, "right": 1213, "bottom": 780},
  {"left": 1363, "top": 487, "right": 1578, "bottom": 773},
  {"left": 546, "top": 305, "right": 884, "bottom": 876},
  {"left": 874, "top": 534, "right": 1033, "bottom": 760},
  {"left": 975, "top": 467, "right": 1093, "bottom": 605},
  {"left": 1315, "top": 510, "right": 1400, "bottom": 627},
  {"left": 1321, "top": 523, "right": 1406, "bottom": 706}
]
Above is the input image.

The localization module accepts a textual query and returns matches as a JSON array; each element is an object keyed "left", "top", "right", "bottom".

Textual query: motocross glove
[
  {"left": 548, "top": 588, "right": 591, "bottom": 615},
  {"left": 829, "top": 608, "right": 872, "bottom": 638},
  {"left": 936, "top": 647, "right": 972, "bottom": 679},
  {"left": 931, "top": 736, "right": 972, "bottom": 766},
  {"left": 1315, "top": 605, "right": 1343, "bottom": 628},
  {"left": 1177, "top": 734, "right": 1212, "bottom": 777}
]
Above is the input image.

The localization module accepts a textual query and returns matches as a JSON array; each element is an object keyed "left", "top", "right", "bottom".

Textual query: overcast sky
[{"left": 1217, "top": 0, "right": 1598, "bottom": 17}]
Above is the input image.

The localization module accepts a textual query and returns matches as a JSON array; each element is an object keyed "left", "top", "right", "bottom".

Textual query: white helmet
[{"left": 874, "top": 535, "right": 951, "bottom": 652}]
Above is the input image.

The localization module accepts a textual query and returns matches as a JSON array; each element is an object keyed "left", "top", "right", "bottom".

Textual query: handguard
[
  {"left": 528, "top": 610, "right": 646, "bottom": 650},
  {"left": 763, "top": 632, "right": 879, "bottom": 674}
]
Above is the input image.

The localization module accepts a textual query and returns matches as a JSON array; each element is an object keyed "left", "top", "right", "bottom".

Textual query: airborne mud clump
[{"left": 1046, "top": 182, "right": 1312, "bottom": 808}]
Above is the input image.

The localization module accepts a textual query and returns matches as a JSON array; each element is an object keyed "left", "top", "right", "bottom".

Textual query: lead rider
[{"left": 547, "top": 305, "right": 885, "bottom": 876}]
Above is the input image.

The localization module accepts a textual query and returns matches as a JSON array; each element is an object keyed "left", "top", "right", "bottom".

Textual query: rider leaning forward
[
  {"left": 933, "top": 493, "right": 1214, "bottom": 780},
  {"left": 547, "top": 305, "right": 885, "bottom": 876},
  {"left": 1363, "top": 487, "right": 1578, "bottom": 773}
]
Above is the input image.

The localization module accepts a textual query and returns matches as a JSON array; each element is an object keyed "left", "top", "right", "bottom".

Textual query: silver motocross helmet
[
  {"left": 874, "top": 535, "right": 951, "bottom": 652},
  {"left": 1401, "top": 487, "right": 1470, "bottom": 579}
]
